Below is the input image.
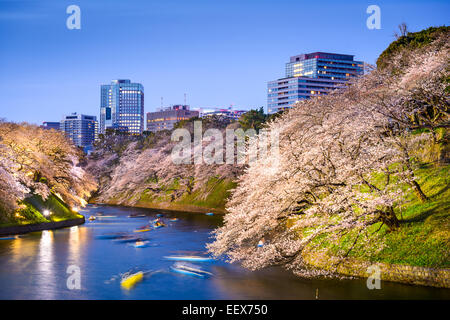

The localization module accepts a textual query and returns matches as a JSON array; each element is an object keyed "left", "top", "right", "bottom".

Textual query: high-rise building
[
  {"left": 268, "top": 52, "right": 364, "bottom": 114},
  {"left": 100, "top": 79, "right": 144, "bottom": 135},
  {"left": 60, "top": 113, "right": 98, "bottom": 148},
  {"left": 40, "top": 122, "right": 60, "bottom": 131},
  {"left": 146, "top": 105, "right": 199, "bottom": 132}
]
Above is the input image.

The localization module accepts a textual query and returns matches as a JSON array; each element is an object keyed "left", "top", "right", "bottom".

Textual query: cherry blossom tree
[
  {"left": 0, "top": 121, "right": 97, "bottom": 221},
  {"left": 207, "top": 39, "right": 448, "bottom": 274}
]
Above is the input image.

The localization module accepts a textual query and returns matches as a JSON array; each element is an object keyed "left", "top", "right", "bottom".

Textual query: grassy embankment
[
  {"left": 0, "top": 193, "right": 83, "bottom": 228},
  {"left": 321, "top": 164, "right": 449, "bottom": 268},
  {"left": 300, "top": 127, "right": 449, "bottom": 269},
  {"left": 134, "top": 176, "right": 237, "bottom": 213}
]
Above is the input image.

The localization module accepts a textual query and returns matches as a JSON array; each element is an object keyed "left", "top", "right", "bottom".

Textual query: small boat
[
  {"left": 128, "top": 214, "right": 147, "bottom": 218},
  {"left": 114, "top": 236, "right": 148, "bottom": 243},
  {"left": 133, "top": 240, "right": 150, "bottom": 248},
  {"left": 153, "top": 222, "right": 166, "bottom": 229},
  {"left": 164, "top": 255, "right": 214, "bottom": 262},
  {"left": 170, "top": 218, "right": 178, "bottom": 222},
  {"left": 205, "top": 212, "right": 214, "bottom": 216},
  {"left": 170, "top": 266, "right": 205, "bottom": 278},
  {"left": 156, "top": 213, "right": 163, "bottom": 217},
  {"left": 172, "top": 262, "right": 213, "bottom": 276},
  {"left": 88, "top": 216, "right": 96, "bottom": 221},
  {"left": 134, "top": 228, "right": 151, "bottom": 233},
  {"left": 96, "top": 232, "right": 127, "bottom": 240},
  {"left": 0, "top": 236, "right": 17, "bottom": 240},
  {"left": 120, "top": 271, "right": 144, "bottom": 289}
]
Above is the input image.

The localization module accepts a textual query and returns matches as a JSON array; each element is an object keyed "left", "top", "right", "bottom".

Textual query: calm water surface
[{"left": 0, "top": 205, "right": 448, "bottom": 300}]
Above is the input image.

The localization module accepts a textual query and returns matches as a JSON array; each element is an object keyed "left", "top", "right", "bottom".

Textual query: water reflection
[
  {"left": 68, "top": 226, "right": 80, "bottom": 264},
  {"left": 36, "top": 230, "right": 56, "bottom": 299}
]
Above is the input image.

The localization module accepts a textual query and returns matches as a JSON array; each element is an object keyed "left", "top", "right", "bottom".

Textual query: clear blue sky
[{"left": 0, "top": 0, "right": 448, "bottom": 124}]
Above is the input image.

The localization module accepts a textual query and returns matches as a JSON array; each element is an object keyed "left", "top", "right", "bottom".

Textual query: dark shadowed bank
[{"left": 0, "top": 217, "right": 85, "bottom": 236}]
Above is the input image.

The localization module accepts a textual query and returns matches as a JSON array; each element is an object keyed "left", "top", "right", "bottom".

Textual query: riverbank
[
  {"left": 91, "top": 199, "right": 225, "bottom": 215},
  {"left": 0, "top": 193, "right": 86, "bottom": 235},
  {"left": 299, "top": 164, "right": 450, "bottom": 288},
  {"left": 0, "top": 216, "right": 85, "bottom": 236},
  {"left": 302, "top": 249, "right": 450, "bottom": 289}
]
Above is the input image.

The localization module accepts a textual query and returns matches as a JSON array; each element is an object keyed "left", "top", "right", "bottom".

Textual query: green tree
[{"left": 238, "top": 107, "right": 267, "bottom": 131}]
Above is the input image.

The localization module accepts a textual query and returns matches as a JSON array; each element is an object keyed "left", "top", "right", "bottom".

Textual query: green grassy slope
[{"left": 0, "top": 193, "right": 82, "bottom": 228}]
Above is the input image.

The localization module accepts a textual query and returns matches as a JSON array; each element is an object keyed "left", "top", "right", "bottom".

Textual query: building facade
[
  {"left": 199, "top": 108, "right": 247, "bottom": 120},
  {"left": 268, "top": 52, "right": 364, "bottom": 114},
  {"left": 40, "top": 122, "right": 60, "bottom": 131},
  {"left": 60, "top": 113, "right": 98, "bottom": 148},
  {"left": 100, "top": 79, "right": 144, "bottom": 135},
  {"left": 146, "top": 105, "right": 199, "bottom": 132}
]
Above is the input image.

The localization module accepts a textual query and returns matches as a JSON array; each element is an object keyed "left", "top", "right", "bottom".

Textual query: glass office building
[
  {"left": 268, "top": 52, "right": 364, "bottom": 114},
  {"left": 60, "top": 113, "right": 98, "bottom": 148},
  {"left": 100, "top": 79, "right": 144, "bottom": 135}
]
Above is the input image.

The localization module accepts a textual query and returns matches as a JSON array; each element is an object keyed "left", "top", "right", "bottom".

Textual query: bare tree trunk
[
  {"left": 410, "top": 180, "right": 428, "bottom": 202},
  {"left": 379, "top": 206, "right": 399, "bottom": 230}
]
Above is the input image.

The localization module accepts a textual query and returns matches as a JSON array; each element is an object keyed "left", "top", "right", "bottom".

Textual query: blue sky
[{"left": 0, "top": 0, "right": 448, "bottom": 124}]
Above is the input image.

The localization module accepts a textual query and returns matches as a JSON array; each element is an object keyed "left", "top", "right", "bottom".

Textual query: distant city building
[
  {"left": 60, "top": 113, "right": 98, "bottom": 148},
  {"left": 268, "top": 52, "right": 364, "bottom": 114},
  {"left": 100, "top": 79, "right": 144, "bottom": 135},
  {"left": 40, "top": 122, "right": 60, "bottom": 131},
  {"left": 146, "top": 105, "right": 199, "bottom": 132},
  {"left": 199, "top": 108, "right": 247, "bottom": 120}
]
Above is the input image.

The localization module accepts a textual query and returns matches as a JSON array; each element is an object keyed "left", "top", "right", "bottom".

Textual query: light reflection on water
[
  {"left": 0, "top": 205, "right": 448, "bottom": 300},
  {"left": 36, "top": 230, "right": 55, "bottom": 299}
]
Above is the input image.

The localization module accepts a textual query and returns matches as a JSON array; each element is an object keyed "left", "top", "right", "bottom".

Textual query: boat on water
[
  {"left": 96, "top": 232, "right": 127, "bottom": 240},
  {"left": 132, "top": 240, "right": 150, "bottom": 248},
  {"left": 128, "top": 214, "right": 147, "bottom": 218},
  {"left": 164, "top": 255, "right": 213, "bottom": 262},
  {"left": 114, "top": 235, "right": 149, "bottom": 243},
  {"left": 205, "top": 212, "right": 214, "bottom": 216},
  {"left": 170, "top": 218, "right": 178, "bottom": 222},
  {"left": 170, "top": 263, "right": 212, "bottom": 278},
  {"left": 88, "top": 216, "right": 96, "bottom": 221},
  {"left": 0, "top": 236, "right": 17, "bottom": 240},
  {"left": 170, "top": 266, "right": 206, "bottom": 278},
  {"left": 120, "top": 271, "right": 144, "bottom": 289},
  {"left": 134, "top": 228, "right": 151, "bottom": 233},
  {"left": 152, "top": 220, "right": 166, "bottom": 229}
]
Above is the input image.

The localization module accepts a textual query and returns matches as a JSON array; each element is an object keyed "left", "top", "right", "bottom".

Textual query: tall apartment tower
[
  {"left": 100, "top": 79, "right": 144, "bottom": 135},
  {"left": 267, "top": 52, "right": 364, "bottom": 114},
  {"left": 60, "top": 113, "right": 98, "bottom": 148}
]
